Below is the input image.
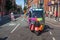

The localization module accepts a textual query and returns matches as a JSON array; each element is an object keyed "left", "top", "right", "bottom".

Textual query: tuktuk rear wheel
[
  {"left": 31, "top": 30, "right": 34, "bottom": 33},
  {"left": 30, "top": 24, "right": 34, "bottom": 31}
]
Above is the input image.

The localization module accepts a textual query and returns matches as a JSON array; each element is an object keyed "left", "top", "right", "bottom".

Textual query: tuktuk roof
[{"left": 32, "top": 9, "right": 43, "bottom": 11}]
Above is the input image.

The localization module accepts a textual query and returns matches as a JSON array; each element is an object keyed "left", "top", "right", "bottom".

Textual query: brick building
[
  {"left": 44, "top": 0, "right": 60, "bottom": 17},
  {"left": 0, "top": 0, "right": 16, "bottom": 16},
  {"left": 25, "top": 0, "right": 40, "bottom": 11},
  {"left": 0, "top": 0, "right": 6, "bottom": 16},
  {"left": 44, "top": 0, "right": 49, "bottom": 12}
]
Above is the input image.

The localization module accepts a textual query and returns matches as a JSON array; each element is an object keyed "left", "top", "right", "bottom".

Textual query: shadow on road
[
  {"left": 23, "top": 25, "right": 54, "bottom": 36},
  {"left": 32, "top": 25, "right": 53, "bottom": 36},
  {"left": 44, "top": 25, "right": 53, "bottom": 32},
  {"left": 0, "top": 37, "right": 8, "bottom": 40},
  {"left": 38, "top": 25, "right": 54, "bottom": 36}
]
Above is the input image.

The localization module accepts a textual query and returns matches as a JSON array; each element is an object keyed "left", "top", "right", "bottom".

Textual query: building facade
[
  {"left": 25, "top": 0, "right": 40, "bottom": 10},
  {"left": 44, "top": 0, "right": 60, "bottom": 17},
  {"left": 44, "top": 0, "right": 49, "bottom": 12},
  {"left": 0, "top": 0, "right": 16, "bottom": 16},
  {"left": 0, "top": 0, "right": 6, "bottom": 16}
]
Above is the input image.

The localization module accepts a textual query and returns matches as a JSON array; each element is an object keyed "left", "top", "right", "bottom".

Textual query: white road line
[
  {"left": 52, "top": 37, "right": 56, "bottom": 40},
  {"left": 9, "top": 23, "right": 15, "bottom": 26},
  {"left": 49, "top": 31, "right": 52, "bottom": 35},
  {"left": 21, "top": 19, "right": 24, "bottom": 21},
  {"left": 11, "top": 24, "right": 20, "bottom": 33}
]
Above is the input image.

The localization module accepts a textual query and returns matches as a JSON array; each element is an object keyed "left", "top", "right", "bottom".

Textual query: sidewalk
[
  {"left": 0, "top": 15, "right": 11, "bottom": 26},
  {"left": 0, "top": 14, "right": 20, "bottom": 26},
  {"left": 45, "top": 17, "right": 60, "bottom": 25},
  {"left": 0, "top": 16, "right": 20, "bottom": 27}
]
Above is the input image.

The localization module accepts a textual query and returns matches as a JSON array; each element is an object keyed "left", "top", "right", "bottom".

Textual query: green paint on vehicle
[{"left": 37, "top": 18, "right": 43, "bottom": 21}]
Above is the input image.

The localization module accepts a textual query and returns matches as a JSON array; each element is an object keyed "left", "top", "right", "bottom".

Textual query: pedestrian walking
[
  {"left": 54, "top": 11, "right": 58, "bottom": 21},
  {"left": 10, "top": 12, "right": 15, "bottom": 21},
  {"left": 47, "top": 11, "right": 49, "bottom": 18},
  {"left": 49, "top": 11, "right": 53, "bottom": 18}
]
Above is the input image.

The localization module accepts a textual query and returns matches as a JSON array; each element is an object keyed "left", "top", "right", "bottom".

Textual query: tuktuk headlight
[{"left": 36, "top": 18, "right": 44, "bottom": 24}]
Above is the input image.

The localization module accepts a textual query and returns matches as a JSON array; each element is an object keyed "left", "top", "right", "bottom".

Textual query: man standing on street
[
  {"left": 54, "top": 11, "right": 58, "bottom": 21},
  {"left": 49, "top": 11, "right": 53, "bottom": 18}
]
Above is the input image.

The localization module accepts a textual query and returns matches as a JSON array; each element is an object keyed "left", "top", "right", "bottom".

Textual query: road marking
[
  {"left": 21, "top": 19, "right": 24, "bottom": 21},
  {"left": 11, "top": 24, "right": 20, "bottom": 33},
  {"left": 52, "top": 37, "right": 56, "bottom": 40},
  {"left": 9, "top": 23, "right": 15, "bottom": 26},
  {"left": 49, "top": 31, "right": 53, "bottom": 35}
]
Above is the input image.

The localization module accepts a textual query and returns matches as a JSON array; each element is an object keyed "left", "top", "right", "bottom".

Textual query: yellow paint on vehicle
[{"left": 37, "top": 18, "right": 43, "bottom": 21}]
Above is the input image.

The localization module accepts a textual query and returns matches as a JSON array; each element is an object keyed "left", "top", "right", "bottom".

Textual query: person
[
  {"left": 55, "top": 11, "right": 58, "bottom": 21},
  {"left": 49, "top": 11, "right": 52, "bottom": 18},
  {"left": 29, "top": 11, "right": 31, "bottom": 18},
  {"left": 28, "top": 11, "right": 32, "bottom": 25},
  {"left": 10, "top": 12, "right": 15, "bottom": 21}
]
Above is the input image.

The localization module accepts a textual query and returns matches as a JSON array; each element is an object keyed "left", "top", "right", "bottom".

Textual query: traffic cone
[{"left": 10, "top": 12, "right": 15, "bottom": 21}]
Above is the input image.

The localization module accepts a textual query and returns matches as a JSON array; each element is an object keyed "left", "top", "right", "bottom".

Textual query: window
[{"left": 32, "top": 11, "right": 43, "bottom": 18}]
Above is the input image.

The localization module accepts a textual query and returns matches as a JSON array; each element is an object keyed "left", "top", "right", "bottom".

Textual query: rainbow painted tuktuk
[{"left": 28, "top": 9, "right": 45, "bottom": 35}]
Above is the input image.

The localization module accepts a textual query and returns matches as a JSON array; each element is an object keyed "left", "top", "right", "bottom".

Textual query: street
[
  {"left": 0, "top": 15, "right": 60, "bottom": 40},
  {"left": 0, "top": 0, "right": 60, "bottom": 40}
]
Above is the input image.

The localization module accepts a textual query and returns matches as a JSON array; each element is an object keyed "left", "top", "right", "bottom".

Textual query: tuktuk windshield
[{"left": 32, "top": 11, "right": 43, "bottom": 18}]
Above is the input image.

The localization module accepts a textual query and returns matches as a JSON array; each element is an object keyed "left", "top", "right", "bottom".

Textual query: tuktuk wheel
[
  {"left": 35, "top": 31, "right": 39, "bottom": 36},
  {"left": 30, "top": 24, "right": 34, "bottom": 32}
]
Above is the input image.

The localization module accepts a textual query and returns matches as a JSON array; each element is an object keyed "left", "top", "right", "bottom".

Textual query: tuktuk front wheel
[{"left": 35, "top": 31, "right": 39, "bottom": 36}]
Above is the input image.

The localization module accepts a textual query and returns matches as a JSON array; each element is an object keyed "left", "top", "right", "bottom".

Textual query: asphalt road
[{"left": 0, "top": 15, "right": 60, "bottom": 40}]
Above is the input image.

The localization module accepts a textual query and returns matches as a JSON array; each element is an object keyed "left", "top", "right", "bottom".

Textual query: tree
[
  {"left": 5, "top": 0, "right": 12, "bottom": 12},
  {"left": 17, "top": 5, "right": 22, "bottom": 14},
  {"left": 12, "top": 4, "right": 17, "bottom": 11},
  {"left": 23, "top": 6, "right": 27, "bottom": 11},
  {"left": 23, "top": 6, "right": 27, "bottom": 14}
]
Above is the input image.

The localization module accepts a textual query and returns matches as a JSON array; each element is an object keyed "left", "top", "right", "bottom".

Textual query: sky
[{"left": 16, "top": 0, "right": 24, "bottom": 9}]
